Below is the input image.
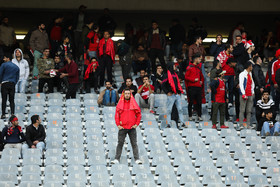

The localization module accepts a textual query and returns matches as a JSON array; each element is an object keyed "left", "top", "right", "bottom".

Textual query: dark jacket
[
  {"left": 252, "top": 64, "right": 265, "bottom": 90},
  {"left": 169, "top": 24, "right": 186, "bottom": 44},
  {"left": 232, "top": 43, "right": 247, "bottom": 65},
  {"left": 147, "top": 28, "right": 166, "bottom": 50},
  {"left": 2, "top": 126, "right": 25, "bottom": 144},
  {"left": 162, "top": 62, "right": 183, "bottom": 94},
  {"left": 258, "top": 117, "right": 276, "bottom": 132},
  {"left": 25, "top": 124, "right": 46, "bottom": 148},
  {"left": 210, "top": 42, "right": 225, "bottom": 59},
  {"left": 256, "top": 98, "right": 275, "bottom": 131},
  {"left": 118, "top": 83, "right": 138, "bottom": 96},
  {"left": 0, "top": 61, "right": 20, "bottom": 84},
  {"left": 151, "top": 73, "right": 164, "bottom": 92},
  {"left": 234, "top": 63, "right": 244, "bottom": 87}
]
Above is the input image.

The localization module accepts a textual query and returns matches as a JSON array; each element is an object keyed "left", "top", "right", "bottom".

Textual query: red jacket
[
  {"left": 185, "top": 62, "right": 203, "bottom": 88},
  {"left": 271, "top": 59, "right": 280, "bottom": 85},
  {"left": 98, "top": 38, "right": 115, "bottom": 64},
  {"left": 87, "top": 31, "right": 99, "bottom": 51},
  {"left": 58, "top": 61, "right": 79, "bottom": 84},
  {"left": 115, "top": 99, "right": 141, "bottom": 129}
]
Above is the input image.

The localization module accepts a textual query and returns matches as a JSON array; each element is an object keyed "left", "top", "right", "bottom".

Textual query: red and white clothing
[
  {"left": 98, "top": 38, "right": 115, "bottom": 63},
  {"left": 271, "top": 59, "right": 280, "bottom": 85},
  {"left": 215, "top": 78, "right": 226, "bottom": 103},
  {"left": 239, "top": 69, "right": 255, "bottom": 96},
  {"left": 87, "top": 31, "right": 99, "bottom": 52},
  {"left": 217, "top": 50, "right": 234, "bottom": 76},
  {"left": 138, "top": 85, "right": 155, "bottom": 100}
]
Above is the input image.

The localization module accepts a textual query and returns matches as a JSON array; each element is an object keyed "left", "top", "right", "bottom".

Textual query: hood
[
  {"left": 13, "top": 48, "right": 23, "bottom": 61},
  {"left": 167, "top": 61, "right": 174, "bottom": 73}
]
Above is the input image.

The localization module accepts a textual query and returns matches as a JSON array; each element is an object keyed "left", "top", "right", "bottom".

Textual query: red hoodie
[
  {"left": 87, "top": 31, "right": 99, "bottom": 51},
  {"left": 185, "top": 62, "right": 203, "bottom": 88},
  {"left": 115, "top": 94, "right": 141, "bottom": 129}
]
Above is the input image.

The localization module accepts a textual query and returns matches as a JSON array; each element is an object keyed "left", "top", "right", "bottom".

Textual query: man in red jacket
[
  {"left": 185, "top": 53, "right": 204, "bottom": 121},
  {"left": 111, "top": 88, "right": 142, "bottom": 164},
  {"left": 98, "top": 31, "right": 115, "bottom": 86},
  {"left": 271, "top": 49, "right": 280, "bottom": 112}
]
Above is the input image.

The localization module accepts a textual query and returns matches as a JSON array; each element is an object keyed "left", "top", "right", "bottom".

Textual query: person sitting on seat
[
  {"left": 118, "top": 77, "right": 138, "bottom": 96},
  {"left": 260, "top": 110, "right": 280, "bottom": 136},
  {"left": 98, "top": 80, "right": 119, "bottom": 106}
]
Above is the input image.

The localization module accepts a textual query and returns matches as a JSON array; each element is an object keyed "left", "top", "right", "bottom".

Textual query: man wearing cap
[
  {"left": 239, "top": 62, "right": 255, "bottom": 128},
  {"left": 260, "top": 110, "right": 280, "bottom": 136},
  {"left": 210, "top": 69, "right": 229, "bottom": 129},
  {"left": 0, "top": 53, "right": 19, "bottom": 119},
  {"left": 1, "top": 115, "right": 25, "bottom": 151}
]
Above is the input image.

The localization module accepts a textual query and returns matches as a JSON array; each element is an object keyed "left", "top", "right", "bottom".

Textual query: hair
[
  {"left": 192, "top": 53, "right": 201, "bottom": 62},
  {"left": 264, "top": 110, "right": 273, "bottom": 115},
  {"left": 151, "top": 20, "right": 158, "bottom": 24},
  {"left": 125, "top": 77, "right": 132, "bottom": 82},
  {"left": 9, "top": 115, "right": 17, "bottom": 122},
  {"left": 62, "top": 35, "right": 69, "bottom": 41},
  {"left": 140, "top": 69, "right": 146, "bottom": 72},
  {"left": 105, "top": 80, "right": 112, "bottom": 85},
  {"left": 216, "top": 34, "right": 223, "bottom": 39},
  {"left": 262, "top": 89, "right": 270, "bottom": 95},
  {"left": 124, "top": 88, "right": 131, "bottom": 92},
  {"left": 252, "top": 56, "right": 260, "bottom": 64},
  {"left": 143, "top": 75, "right": 149, "bottom": 79},
  {"left": 244, "top": 61, "right": 253, "bottom": 69},
  {"left": 156, "top": 64, "right": 162, "bottom": 68},
  {"left": 54, "top": 55, "right": 60, "bottom": 58},
  {"left": 137, "top": 44, "right": 144, "bottom": 49},
  {"left": 226, "top": 58, "right": 237, "bottom": 65},
  {"left": 225, "top": 44, "right": 231, "bottom": 50},
  {"left": 43, "top": 48, "right": 50, "bottom": 52},
  {"left": 103, "top": 30, "right": 110, "bottom": 35},
  {"left": 31, "top": 115, "right": 40, "bottom": 124},
  {"left": 194, "top": 36, "right": 201, "bottom": 42},
  {"left": 90, "top": 57, "right": 97, "bottom": 61},
  {"left": 236, "top": 35, "right": 242, "bottom": 39},
  {"left": 3, "top": 52, "right": 12, "bottom": 60},
  {"left": 65, "top": 53, "right": 73, "bottom": 61}
]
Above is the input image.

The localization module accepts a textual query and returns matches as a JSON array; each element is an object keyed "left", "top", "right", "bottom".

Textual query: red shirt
[
  {"left": 271, "top": 59, "right": 280, "bottom": 85},
  {"left": 87, "top": 31, "right": 99, "bottom": 51},
  {"left": 217, "top": 50, "right": 235, "bottom": 76},
  {"left": 115, "top": 100, "right": 141, "bottom": 129},
  {"left": 215, "top": 78, "right": 226, "bottom": 103},
  {"left": 185, "top": 63, "right": 203, "bottom": 88},
  {"left": 50, "top": 26, "right": 62, "bottom": 41},
  {"left": 58, "top": 61, "right": 79, "bottom": 84},
  {"left": 245, "top": 73, "right": 253, "bottom": 96},
  {"left": 138, "top": 85, "right": 154, "bottom": 100}
]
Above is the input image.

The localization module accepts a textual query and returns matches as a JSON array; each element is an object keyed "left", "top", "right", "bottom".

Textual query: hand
[
  {"left": 242, "top": 94, "right": 248, "bottom": 100},
  {"left": 262, "top": 112, "right": 265, "bottom": 117},
  {"left": 31, "top": 145, "right": 36, "bottom": 148},
  {"left": 118, "top": 126, "right": 124, "bottom": 130},
  {"left": 236, "top": 84, "right": 240, "bottom": 89},
  {"left": 194, "top": 78, "right": 199, "bottom": 82},
  {"left": 33, "top": 140, "right": 39, "bottom": 145},
  {"left": 214, "top": 78, "right": 218, "bottom": 80},
  {"left": 158, "top": 80, "right": 162, "bottom": 84},
  {"left": 207, "top": 88, "right": 211, "bottom": 93},
  {"left": 199, "top": 81, "right": 202, "bottom": 85},
  {"left": 260, "top": 88, "right": 264, "bottom": 92},
  {"left": 60, "top": 73, "right": 66, "bottom": 78},
  {"left": 226, "top": 99, "right": 229, "bottom": 103},
  {"left": 274, "top": 84, "right": 278, "bottom": 88},
  {"left": 132, "top": 125, "right": 137, "bottom": 129},
  {"left": 167, "top": 92, "right": 173, "bottom": 96},
  {"left": 138, "top": 57, "right": 145, "bottom": 61}
]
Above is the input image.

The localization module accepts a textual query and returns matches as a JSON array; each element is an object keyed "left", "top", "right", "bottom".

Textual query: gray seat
[
  {"left": 248, "top": 175, "right": 268, "bottom": 186},
  {"left": 182, "top": 128, "right": 199, "bottom": 137},
  {"left": 187, "top": 142, "right": 205, "bottom": 151},
  {"left": 229, "top": 142, "right": 247, "bottom": 152},
  {"left": 216, "top": 156, "right": 235, "bottom": 167},
  {"left": 47, "top": 113, "right": 63, "bottom": 120},
  {"left": 250, "top": 143, "right": 268, "bottom": 152},
  {"left": 141, "top": 113, "right": 156, "bottom": 121},
  {"left": 254, "top": 150, "right": 274, "bottom": 160},
  {"left": 147, "top": 141, "right": 165, "bottom": 151},
  {"left": 48, "top": 93, "right": 63, "bottom": 100},
  {"left": 157, "top": 173, "right": 178, "bottom": 185},
  {"left": 266, "top": 166, "right": 280, "bottom": 177},
  {"left": 19, "top": 182, "right": 41, "bottom": 187},
  {"left": 67, "top": 165, "right": 86, "bottom": 175},
  {"left": 220, "top": 129, "right": 237, "bottom": 137},
  {"left": 179, "top": 174, "right": 200, "bottom": 185},
  {"left": 131, "top": 164, "right": 151, "bottom": 175},
  {"left": 0, "top": 165, "right": 18, "bottom": 174},
  {"left": 0, "top": 155, "right": 20, "bottom": 165},
  {"left": 113, "top": 181, "right": 134, "bottom": 187},
  {"left": 201, "top": 128, "right": 218, "bottom": 137},
  {"left": 67, "top": 156, "right": 86, "bottom": 165},
  {"left": 46, "top": 134, "right": 63, "bottom": 143},
  {"left": 84, "top": 106, "right": 100, "bottom": 114},
  {"left": 48, "top": 106, "right": 63, "bottom": 113},
  {"left": 230, "top": 184, "right": 249, "bottom": 187},
  {"left": 173, "top": 156, "right": 192, "bottom": 167},
  {"left": 143, "top": 128, "right": 161, "bottom": 137},
  {"left": 67, "top": 173, "right": 87, "bottom": 183},
  {"left": 202, "top": 174, "right": 222, "bottom": 185},
  {"left": 220, "top": 165, "right": 240, "bottom": 176},
  {"left": 22, "top": 149, "right": 42, "bottom": 158},
  {"left": 238, "top": 158, "right": 257, "bottom": 168},
  {"left": 88, "top": 165, "right": 108, "bottom": 175},
  {"left": 87, "top": 141, "right": 104, "bottom": 151},
  {"left": 204, "top": 135, "right": 223, "bottom": 144},
  {"left": 208, "top": 142, "right": 227, "bottom": 152},
  {"left": 2, "top": 148, "right": 21, "bottom": 158},
  {"left": 46, "top": 141, "right": 63, "bottom": 150},
  {"left": 90, "top": 181, "right": 110, "bottom": 187},
  {"left": 15, "top": 105, "right": 27, "bottom": 113},
  {"left": 170, "top": 148, "right": 189, "bottom": 159},
  {"left": 67, "top": 181, "right": 87, "bottom": 187},
  {"left": 176, "top": 165, "right": 196, "bottom": 176},
  {"left": 0, "top": 173, "right": 18, "bottom": 184},
  {"left": 191, "top": 149, "right": 210, "bottom": 159},
  {"left": 65, "top": 113, "right": 81, "bottom": 121},
  {"left": 21, "top": 173, "right": 41, "bottom": 184},
  {"left": 84, "top": 113, "right": 100, "bottom": 121},
  {"left": 265, "top": 136, "right": 280, "bottom": 145},
  {"left": 44, "top": 173, "right": 64, "bottom": 183},
  {"left": 84, "top": 120, "right": 102, "bottom": 129},
  {"left": 65, "top": 99, "right": 81, "bottom": 106},
  {"left": 142, "top": 120, "right": 158, "bottom": 129},
  {"left": 44, "top": 156, "right": 64, "bottom": 165},
  {"left": 270, "top": 142, "right": 280, "bottom": 152},
  {"left": 90, "top": 173, "right": 110, "bottom": 183},
  {"left": 271, "top": 175, "right": 280, "bottom": 186},
  {"left": 87, "top": 155, "right": 107, "bottom": 165},
  {"left": 162, "top": 128, "right": 180, "bottom": 137},
  {"left": 243, "top": 167, "right": 263, "bottom": 176},
  {"left": 245, "top": 136, "right": 262, "bottom": 145},
  {"left": 66, "top": 105, "right": 81, "bottom": 114},
  {"left": 112, "top": 172, "right": 132, "bottom": 184},
  {"left": 207, "top": 183, "right": 226, "bottom": 187},
  {"left": 83, "top": 99, "right": 98, "bottom": 106},
  {"left": 29, "top": 105, "right": 45, "bottom": 113},
  {"left": 224, "top": 136, "right": 242, "bottom": 145},
  {"left": 46, "top": 128, "right": 63, "bottom": 135},
  {"left": 137, "top": 181, "right": 157, "bottom": 187},
  {"left": 233, "top": 149, "right": 252, "bottom": 160},
  {"left": 30, "top": 99, "right": 45, "bottom": 106},
  {"left": 22, "top": 155, "right": 42, "bottom": 165},
  {"left": 48, "top": 99, "right": 63, "bottom": 106},
  {"left": 155, "top": 164, "right": 174, "bottom": 176},
  {"left": 259, "top": 158, "right": 278, "bottom": 168},
  {"left": 15, "top": 98, "right": 27, "bottom": 106},
  {"left": 31, "top": 93, "right": 45, "bottom": 100},
  {"left": 151, "top": 155, "right": 170, "bottom": 166},
  {"left": 45, "top": 165, "right": 63, "bottom": 175},
  {"left": 199, "top": 165, "right": 219, "bottom": 176},
  {"left": 167, "top": 141, "right": 185, "bottom": 151},
  {"left": 22, "top": 165, "right": 41, "bottom": 174},
  {"left": 83, "top": 93, "right": 98, "bottom": 100},
  {"left": 240, "top": 129, "right": 257, "bottom": 137},
  {"left": 44, "top": 182, "right": 63, "bottom": 187},
  {"left": 110, "top": 164, "right": 130, "bottom": 175},
  {"left": 195, "top": 157, "right": 214, "bottom": 167},
  {"left": 212, "top": 148, "right": 230, "bottom": 159}
]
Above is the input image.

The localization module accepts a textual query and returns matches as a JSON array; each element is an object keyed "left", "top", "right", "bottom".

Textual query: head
[
  {"left": 226, "top": 58, "right": 237, "bottom": 68},
  {"left": 105, "top": 80, "right": 112, "bottom": 89},
  {"left": 253, "top": 56, "right": 262, "bottom": 65},
  {"left": 31, "top": 115, "right": 41, "bottom": 125},
  {"left": 262, "top": 90, "right": 270, "bottom": 100},
  {"left": 139, "top": 69, "right": 146, "bottom": 77},
  {"left": 103, "top": 31, "right": 110, "bottom": 39},
  {"left": 90, "top": 57, "right": 97, "bottom": 62},
  {"left": 216, "top": 34, "right": 223, "bottom": 42},
  {"left": 38, "top": 23, "right": 46, "bottom": 31},
  {"left": 63, "top": 35, "right": 70, "bottom": 44},
  {"left": 79, "top": 5, "right": 87, "bottom": 13},
  {"left": 3, "top": 52, "right": 12, "bottom": 62},
  {"left": 172, "top": 18, "right": 179, "bottom": 26},
  {"left": 235, "top": 35, "right": 242, "bottom": 44},
  {"left": 137, "top": 44, "right": 145, "bottom": 51},
  {"left": 192, "top": 53, "right": 202, "bottom": 65},
  {"left": 15, "top": 49, "right": 22, "bottom": 58},
  {"left": 143, "top": 75, "right": 150, "bottom": 84},
  {"left": 65, "top": 54, "right": 73, "bottom": 63},
  {"left": 1, "top": 17, "right": 8, "bottom": 25},
  {"left": 225, "top": 44, "right": 233, "bottom": 53},
  {"left": 241, "top": 31, "right": 247, "bottom": 39},
  {"left": 194, "top": 36, "right": 202, "bottom": 45},
  {"left": 265, "top": 111, "right": 273, "bottom": 119},
  {"left": 156, "top": 64, "right": 163, "bottom": 74},
  {"left": 216, "top": 69, "right": 225, "bottom": 78},
  {"left": 182, "top": 43, "right": 188, "bottom": 50},
  {"left": 54, "top": 55, "right": 61, "bottom": 63},
  {"left": 125, "top": 77, "right": 133, "bottom": 87},
  {"left": 42, "top": 48, "right": 50, "bottom": 58},
  {"left": 103, "top": 8, "right": 110, "bottom": 15},
  {"left": 151, "top": 20, "right": 158, "bottom": 30},
  {"left": 124, "top": 88, "right": 131, "bottom": 100},
  {"left": 244, "top": 61, "right": 253, "bottom": 72},
  {"left": 237, "top": 22, "right": 244, "bottom": 30},
  {"left": 9, "top": 115, "right": 19, "bottom": 127},
  {"left": 54, "top": 15, "right": 64, "bottom": 23}
]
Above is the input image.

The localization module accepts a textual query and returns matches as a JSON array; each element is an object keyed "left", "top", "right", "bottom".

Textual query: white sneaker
[
  {"left": 198, "top": 117, "right": 203, "bottom": 121},
  {"left": 111, "top": 159, "right": 119, "bottom": 164},
  {"left": 135, "top": 159, "right": 142, "bottom": 164},
  {"left": 228, "top": 103, "right": 233, "bottom": 108},
  {"left": 189, "top": 117, "right": 193, "bottom": 121}
]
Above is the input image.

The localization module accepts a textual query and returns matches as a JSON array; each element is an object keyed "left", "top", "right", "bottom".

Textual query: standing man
[
  {"left": 233, "top": 35, "right": 247, "bottom": 65},
  {"left": 169, "top": 19, "right": 186, "bottom": 58},
  {"left": 22, "top": 115, "right": 46, "bottom": 153},
  {"left": 98, "top": 31, "right": 115, "bottom": 86},
  {"left": 58, "top": 54, "right": 79, "bottom": 99},
  {"left": 1, "top": 115, "right": 25, "bottom": 151},
  {"left": 135, "top": 75, "right": 155, "bottom": 113},
  {"left": 118, "top": 77, "right": 138, "bottom": 96},
  {"left": 210, "top": 69, "right": 229, "bottom": 129},
  {"left": 188, "top": 36, "right": 206, "bottom": 62},
  {"left": 239, "top": 62, "right": 255, "bottom": 128},
  {"left": 271, "top": 49, "right": 280, "bottom": 112},
  {"left": 147, "top": 20, "right": 166, "bottom": 74},
  {"left": 210, "top": 34, "right": 225, "bottom": 59},
  {"left": 185, "top": 53, "right": 204, "bottom": 121},
  {"left": 29, "top": 23, "right": 49, "bottom": 79},
  {"left": 252, "top": 56, "right": 266, "bottom": 101},
  {"left": 162, "top": 61, "right": 185, "bottom": 128},
  {"left": 12, "top": 48, "right": 29, "bottom": 93},
  {"left": 111, "top": 88, "right": 142, "bottom": 164},
  {"left": 0, "top": 53, "right": 19, "bottom": 119},
  {"left": 37, "top": 48, "right": 55, "bottom": 93},
  {"left": 0, "top": 16, "right": 16, "bottom": 54}
]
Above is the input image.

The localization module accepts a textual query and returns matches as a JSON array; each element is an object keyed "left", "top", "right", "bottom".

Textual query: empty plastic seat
[
  {"left": 46, "top": 141, "right": 63, "bottom": 150},
  {"left": 45, "top": 165, "right": 63, "bottom": 175},
  {"left": 23, "top": 149, "right": 42, "bottom": 158},
  {"left": 250, "top": 143, "right": 268, "bottom": 152},
  {"left": 233, "top": 150, "right": 252, "bottom": 160},
  {"left": 170, "top": 148, "right": 189, "bottom": 159},
  {"left": 31, "top": 93, "right": 45, "bottom": 100},
  {"left": 187, "top": 142, "right": 205, "bottom": 151},
  {"left": 84, "top": 106, "right": 99, "bottom": 114},
  {"left": 66, "top": 99, "right": 81, "bottom": 106},
  {"left": 220, "top": 165, "right": 240, "bottom": 176},
  {"left": 67, "top": 156, "right": 86, "bottom": 166},
  {"left": 0, "top": 165, "right": 18, "bottom": 174},
  {"left": 245, "top": 136, "right": 262, "bottom": 145},
  {"left": 22, "top": 165, "right": 41, "bottom": 174},
  {"left": 88, "top": 155, "right": 106, "bottom": 165},
  {"left": 22, "top": 155, "right": 41, "bottom": 165},
  {"left": 47, "top": 113, "right": 63, "bottom": 120},
  {"left": 167, "top": 141, "right": 185, "bottom": 151},
  {"left": 205, "top": 135, "right": 223, "bottom": 144},
  {"left": 224, "top": 136, "right": 242, "bottom": 145},
  {"left": 48, "top": 99, "right": 63, "bottom": 106},
  {"left": 271, "top": 175, "right": 280, "bottom": 186},
  {"left": 15, "top": 98, "right": 27, "bottom": 106},
  {"left": 229, "top": 142, "right": 247, "bottom": 152},
  {"left": 248, "top": 175, "right": 268, "bottom": 186},
  {"left": 230, "top": 184, "right": 249, "bottom": 187},
  {"left": 173, "top": 156, "right": 192, "bottom": 167},
  {"left": 181, "top": 128, "right": 199, "bottom": 137},
  {"left": 195, "top": 156, "right": 214, "bottom": 167},
  {"left": 240, "top": 129, "right": 257, "bottom": 137},
  {"left": 19, "top": 181, "right": 41, "bottom": 187},
  {"left": 65, "top": 113, "right": 81, "bottom": 121},
  {"left": 185, "top": 135, "right": 203, "bottom": 144},
  {"left": 48, "top": 106, "right": 63, "bottom": 113},
  {"left": 66, "top": 106, "right": 81, "bottom": 114},
  {"left": 90, "top": 181, "right": 110, "bottom": 187},
  {"left": 67, "top": 181, "right": 87, "bottom": 187},
  {"left": 212, "top": 148, "right": 230, "bottom": 159},
  {"left": 29, "top": 105, "right": 45, "bottom": 113},
  {"left": 162, "top": 128, "right": 180, "bottom": 137},
  {"left": 270, "top": 142, "right": 280, "bottom": 152},
  {"left": 155, "top": 164, "right": 174, "bottom": 175},
  {"left": 2, "top": 148, "right": 21, "bottom": 158},
  {"left": 83, "top": 93, "right": 98, "bottom": 100},
  {"left": 142, "top": 120, "right": 158, "bottom": 129},
  {"left": 207, "top": 183, "right": 226, "bottom": 187},
  {"left": 216, "top": 157, "right": 235, "bottom": 168},
  {"left": 201, "top": 129, "right": 218, "bottom": 137},
  {"left": 202, "top": 174, "right": 222, "bottom": 185},
  {"left": 84, "top": 113, "right": 100, "bottom": 121},
  {"left": 110, "top": 164, "right": 130, "bottom": 175},
  {"left": 265, "top": 136, "right": 280, "bottom": 145},
  {"left": 157, "top": 173, "right": 178, "bottom": 185},
  {"left": 30, "top": 99, "right": 45, "bottom": 106},
  {"left": 179, "top": 174, "right": 200, "bottom": 185},
  {"left": 90, "top": 173, "right": 110, "bottom": 182},
  {"left": 220, "top": 129, "right": 237, "bottom": 137},
  {"left": 48, "top": 93, "right": 63, "bottom": 100},
  {"left": 67, "top": 173, "right": 87, "bottom": 183},
  {"left": 255, "top": 150, "right": 274, "bottom": 160},
  {"left": 44, "top": 173, "right": 64, "bottom": 184},
  {"left": 176, "top": 165, "right": 196, "bottom": 176},
  {"left": 199, "top": 165, "right": 219, "bottom": 176},
  {"left": 44, "top": 182, "right": 63, "bottom": 187},
  {"left": 208, "top": 142, "right": 227, "bottom": 152},
  {"left": 112, "top": 172, "right": 132, "bottom": 184},
  {"left": 88, "top": 165, "right": 107, "bottom": 175},
  {"left": 238, "top": 158, "right": 257, "bottom": 168},
  {"left": 131, "top": 164, "right": 151, "bottom": 175},
  {"left": 86, "top": 141, "right": 104, "bottom": 151},
  {"left": 137, "top": 181, "right": 157, "bottom": 187},
  {"left": 15, "top": 105, "right": 27, "bottom": 113},
  {"left": 151, "top": 155, "right": 170, "bottom": 166},
  {"left": 0, "top": 173, "right": 18, "bottom": 184},
  {"left": 0, "top": 155, "right": 20, "bottom": 165},
  {"left": 21, "top": 173, "right": 41, "bottom": 183},
  {"left": 191, "top": 149, "right": 210, "bottom": 159},
  {"left": 143, "top": 128, "right": 161, "bottom": 137},
  {"left": 259, "top": 158, "right": 278, "bottom": 168},
  {"left": 243, "top": 166, "right": 263, "bottom": 176},
  {"left": 266, "top": 167, "right": 280, "bottom": 177},
  {"left": 134, "top": 173, "right": 155, "bottom": 184}
]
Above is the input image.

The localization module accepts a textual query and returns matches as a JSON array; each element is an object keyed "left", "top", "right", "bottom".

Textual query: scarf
[
  {"left": 98, "top": 38, "right": 115, "bottom": 64},
  {"left": 167, "top": 70, "right": 183, "bottom": 94},
  {"left": 84, "top": 61, "right": 99, "bottom": 80},
  {"left": 116, "top": 92, "right": 140, "bottom": 114},
  {"left": 7, "top": 124, "right": 22, "bottom": 135}
]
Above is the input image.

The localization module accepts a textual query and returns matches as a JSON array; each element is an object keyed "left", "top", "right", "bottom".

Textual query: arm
[
  {"left": 137, "top": 85, "right": 145, "bottom": 94},
  {"left": 20, "top": 132, "right": 25, "bottom": 143},
  {"left": 97, "top": 90, "right": 105, "bottom": 105},
  {"left": 36, "top": 126, "right": 46, "bottom": 142},
  {"left": 0, "top": 65, "right": 4, "bottom": 82},
  {"left": 185, "top": 68, "right": 196, "bottom": 82},
  {"left": 135, "top": 111, "right": 142, "bottom": 126},
  {"left": 25, "top": 127, "right": 33, "bottom": 147},
  {"left": 118, "top": 85, "right": 124, "bottom": 94},
  {"left": 29, "top": 32, "right": 36, "bottom": 51},
  {"left": 188, "top": 46, "right": 193, "bottom": 61},
  {"left": 1, "top": 127, "right": 7, "bottom": 143},
  {"left": 24, "top": 61, "right": 30, "bottom": 80},
  {"left": 271, "top": 61, "right": 277, "bottom": 85},
  {"left": 115, "top": 111, "right": 120, "bottom": 126},
  {"left": 147, "top": 84, "right": 154, "bottom": 94},
  {"left": 239, "top": 72, "right": 245, "bottom": 95}
]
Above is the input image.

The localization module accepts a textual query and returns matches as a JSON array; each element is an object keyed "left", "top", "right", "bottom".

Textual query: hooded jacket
[
  {"left": 162, "top": 61, "right": 183, "bottom": 94},
  {"left": 12, "top": 48, "right": 30, "bottom": 80}
]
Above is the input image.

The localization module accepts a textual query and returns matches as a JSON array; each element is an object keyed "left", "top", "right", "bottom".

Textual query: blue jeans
[
  {"left": 167, "top": 94, "right": 184, "bottom": 125},
  {"left": 33, "top": 50, "right": 42, "bottom": 77},
  {"left": 22, "top": 142, "right": 45, "bottom": 154},
  {"left": 224, "top": 75, "right": 234, "bottom": 104},
  {"left": 261, "top": 122, "right": 280, "bottom": 136},
  {"left": 88, "top": 51, "right": 97, "bottom": 59},
  {"left": 103, "top": 89, "right": 117, "bottom": 106},
  {"left": 15, "top": 79, "right": 27, "bottom": 93}
]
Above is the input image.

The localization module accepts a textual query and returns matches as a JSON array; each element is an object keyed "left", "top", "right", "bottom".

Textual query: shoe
[
  {"left": 212, "top": 124, "right": 217, "bottom": 129},
  {"left": 228, "top": 103, "right": 232, "bottom": 107},
  {"left": 150, "top": 110, "right": 155, "bottom": 114},
  {"left": 111, "top": 159, "right": 119, "bottom": 164},
  {"left": 265, "top": 132, "right": 271, "bottom": 136},
  {"left": 94, "top": 89, "right": 99, "bottom": 94},
  {"left": 135, "top": 159, "right": 142, "bottom": 164},
  {"left": 189, "top": 117, "right": 193, "bottom": 121},
  {"left": 274, "top": 132, "right": 279, "bottom": 136},
  {"left": 166, "top": 124, "right": 171, "bottom": 128},
  {"left": 236, "top": 118, "right": 239, "bottom": 122},
  {"left": 180, "top": 122, "right": 186, "bottom": 128},
  {"left": 243, "top": 118, "right": 247, "bottom": 122},
  {"left": 1, "top": 115, "right": 5, "bottom": 119},
  {"left": 198, "top": 117, "right": 203, "bottom": 121},
  {"left": 33, "top": 76, "right": 38, "bottom": 80},
  {"left": 220, "top": 125, "right": 229, "bottom": 129}
]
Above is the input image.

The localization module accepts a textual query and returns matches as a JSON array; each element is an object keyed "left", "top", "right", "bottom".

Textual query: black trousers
[
  {"left": 233, "top": 87, "right": 240, "bottom": 119},
  {"left": 66, "top": 83, "right": 79, "bottom": 99},
  {"left": 149, "top": 48, "right": 166, "bottom": 74},
  {"left": 85, "top": 72, "right": 98, "bottom": 93},
  {"left": 115, "top": 128, "right": 139, "bottom": 161},
  {"left": 187, "top": 87, "right": 202, "bottom": 117},
  {"left": 1, "top": 82, "right": 15, "bottom": 116},
  {"left": 99, "top": 55, "right": 113, "bottom": 86},
  {"left": 38, "top": 78, "right": 54, "bottom": 93}
]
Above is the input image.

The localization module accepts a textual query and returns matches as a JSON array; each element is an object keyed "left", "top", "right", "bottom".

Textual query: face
[
  {"left": 39, "top": 24, "right": 46, "bottom": 30},
  {"left": 3, "top": 56, "right": 10, "bottom": 62},
  {"left": 91, "top": 59, "right": 97, "bottom": 63},
  {"left": 247, "top": 65, "right": 253, "bottom": 72},
  {"left": 105, "top": 82, "right": 112, "bottom": 89},
  {"left": 173, "top": 65, "right": 177, "bottom": 71},
  {"left": 182, "top": 44, "right": 188, "bottom": 50},
  {"left": 236, "top": 36, "right": 242, "bottom": 44},
  {"left": 143, "top": 77, "right": 149, "bottom": 84},
  {"left": 197, "top": 37, "right": 202, "bottom": 44},
  {"left": 15, "top": 50, "right": 21, "bottom": 57},
  {"left": 216, "top": 35, "right": 222, "bottom": 42},
  {"left": 230, "top": 62, "right": 237, "bottom": 68},
  {"left": 43, "top": 49, "right": 50, "bottom": 57},
  {"left": 229, "top": 45, "right": 234, "bottom": 53},
  {"left": 64, "top": 37, "right": 69, "bottom": 43},
  {"left": 157, "top": 66, "right": 163, "bottom": 74},
  {"left": 12, "top": 119, "right": 19, "bottom": 126},
  {"left": 2, "top": 18, "right": 8, "bottom": 24},
  {"left": 126, "top": 79, "right": 132, "bottom": 86},
  {"left": 37, "top": 117, "right": 42, "bottom": 124},
  {"left": 138, "top": 45, "right": 144, "bottom": 51},
  {"left": 54, "top": 56, "right": 61, "bottom": 63},
  {"left": 266, "top": 112, "right": 273, "bottom": 119},
  {"left": 257, "top": 57, "right": 262, "bottom": 64},
  {"left": 104, "top": 32, "right": 110, "bottom": 39},
  {"left": 124, "top": 90, "right": 131, "bottom": 100},
  {"left": 140, "top": 70, "right": 146, "bottom": 77},
  {"left": 194, "top": 57, "right": 202, "bottom": 65},
  {"left": 152, "top": 22, "right": 158, "bottom": 30},
  {"left": 263, "top": 92, "right": 269, "bottom": 100}
]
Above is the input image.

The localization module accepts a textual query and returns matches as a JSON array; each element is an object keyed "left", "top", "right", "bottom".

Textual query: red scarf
[
  {"left": 167, "top": 70, "right": 183, "bottom": 94},
  {"left": 116, "top": 92, "right": 140, "bottom": 114},
  {"left": 98, "top": 38, "right": 115, "bottom": 64},
  {"left": 84, "top": 61, "right": 99, "bottom": 80},
  {"left": 8, "top": 125, "right": 22, "bottom": 135}
]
